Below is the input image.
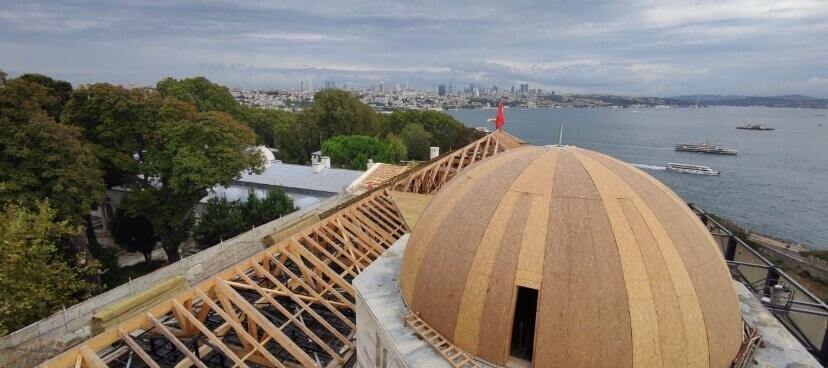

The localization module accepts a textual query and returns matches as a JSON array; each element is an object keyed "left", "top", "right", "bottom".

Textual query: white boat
[{"left": 665, "top": 163, "right": 720, "bottom": 176}]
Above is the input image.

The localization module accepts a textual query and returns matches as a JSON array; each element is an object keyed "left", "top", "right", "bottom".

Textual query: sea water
[{"left": 448, "top": 106, "right": 828, "bottom": 249}]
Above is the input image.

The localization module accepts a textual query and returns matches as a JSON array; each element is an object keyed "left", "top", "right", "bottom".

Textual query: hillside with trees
[{"left": 0, "top": 68, "right": 481, "bottom": 333}]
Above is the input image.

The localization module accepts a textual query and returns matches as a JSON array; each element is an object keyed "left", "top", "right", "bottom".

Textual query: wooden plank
[
  {"left": 117, "top": 328, "right": 162, "bottom": 368},
  {"left": 79, "top": 347, "right": 107, "bottom": 368},
  {"left": 146, "top": 313, "right": 208, "bottom": 368},
  {"left": 234, "top": 268, "right": 344, "bottom": 362},
  {"left": 216, "top": 280, "right": 317, "bottom": 367},
  {"left": 172, "top": 300, "right": 249, "bottom": 367},
  {"left": 194, "top": 287, "right": 285, "bottom": 368}
]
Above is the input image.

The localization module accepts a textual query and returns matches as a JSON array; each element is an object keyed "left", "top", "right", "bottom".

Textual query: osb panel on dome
[
  {"left": 399, "top": 146, "right": 742, "bottom": 368},
  {"left": 388, "top": 190, "right": 433, "bottom": 229}
]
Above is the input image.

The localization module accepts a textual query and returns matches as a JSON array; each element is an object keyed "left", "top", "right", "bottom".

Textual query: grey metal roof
[{"left": 235, "top": 162, "right": 364, "bottom": 194}]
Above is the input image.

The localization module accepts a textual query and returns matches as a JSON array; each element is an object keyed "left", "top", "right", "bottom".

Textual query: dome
[{"left": 399, "top": 146, "right": 742, "bottom": 367}]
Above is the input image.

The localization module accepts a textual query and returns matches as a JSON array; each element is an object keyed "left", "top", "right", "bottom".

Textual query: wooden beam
[
  {"left": 194, "top": 287, "right": 285, "bottom": 368},
  {"left": 172, "top": 300, "right": 249, "bottom": 367},
  {"left": 146, "top": 313, "right": 208, "bottom": 368},
  {"left": 216, "top": 280, "right": 317, "bottom": 367},
  {"left": 117, "top": 328, "right": 161, "bottom": 368}
]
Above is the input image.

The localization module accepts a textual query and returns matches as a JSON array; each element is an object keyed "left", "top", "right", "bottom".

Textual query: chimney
[
  {"left": 313, "top": 163, "right": 324, "bottom": 174},
  {"left": 430, "top": 147, "right": 440, "bottom": 160},
  {"left": 322, "top": 156, "right": 331, "bottom": 168}
]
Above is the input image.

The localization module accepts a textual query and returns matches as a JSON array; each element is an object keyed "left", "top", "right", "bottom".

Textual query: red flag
[{"left": 495, "top": 99, "right": 506, "bottom": 130}]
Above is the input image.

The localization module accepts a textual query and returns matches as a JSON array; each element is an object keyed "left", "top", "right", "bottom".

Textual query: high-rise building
[
  {"left": 379, "top": 80, "right": 386, "bottom": 94},
  {"left": 520, "top": 83, "right": 529, "bottom": 93},
  {"left": 448, "top": 83, "right": 455, "bottom": 95},
  {"left": 510, "top": 86, "right": 515, "bottom": 94},
  {"left": 325, "top": 81, "right": 336, "bottom": 89},
  {"left": 438, "top": 84, "right": 447, "bottom": 96},
  {"left": 300, "top": 80, "right": 305, "bottom": 91}
]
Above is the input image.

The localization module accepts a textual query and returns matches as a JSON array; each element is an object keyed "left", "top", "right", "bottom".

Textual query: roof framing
[{"left": 39, "top": 131, "right": 526, "bottom": 368}]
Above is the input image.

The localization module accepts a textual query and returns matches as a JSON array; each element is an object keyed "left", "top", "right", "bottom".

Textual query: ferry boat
[
  {"left": 674, "top": 142, "right": 738, "bottom": 155},
  {"left": 666, "top": 163, "right": 720, "bottom": 176},
  {"left": 474, "top": 126, "right": 493, "bottom": 134},
  {"left": 737, "top": 123, "right": 775, "bottom": 131}
]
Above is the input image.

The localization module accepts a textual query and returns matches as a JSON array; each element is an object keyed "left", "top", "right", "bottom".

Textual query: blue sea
[{"left": 448, "top": 107, "right": 828, "bottom": 249}]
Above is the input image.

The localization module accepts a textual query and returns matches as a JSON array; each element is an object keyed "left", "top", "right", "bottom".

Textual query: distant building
[
  {"left": 520, "top": 83, "right": 529, "bottom": 93},
  {"left": 438, "top": 84, "right": 447, "bottom": 96},
  {"left": 325, "top": 81, "right": 336, "bottom": 89},
  {"left": 510, "top": 85, "right": 515, "bottom": 94}
]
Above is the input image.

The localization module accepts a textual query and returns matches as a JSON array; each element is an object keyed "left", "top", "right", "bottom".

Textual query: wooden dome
[{"left": 399, "top": 146, "right": 742, "bottom": 367}]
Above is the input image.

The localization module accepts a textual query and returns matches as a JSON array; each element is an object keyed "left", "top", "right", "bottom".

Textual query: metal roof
[{"left": 236, "top": 162, "right": 364, "bottom": 194}]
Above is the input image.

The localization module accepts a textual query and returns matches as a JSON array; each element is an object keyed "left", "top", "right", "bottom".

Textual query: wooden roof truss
[{"left": 40, "top": 132, "right": 525, "bottom": 368}]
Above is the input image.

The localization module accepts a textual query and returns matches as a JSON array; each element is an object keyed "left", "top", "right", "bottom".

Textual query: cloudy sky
[{"left": 2, "top": 0, "right": 827, "bottom": 96}]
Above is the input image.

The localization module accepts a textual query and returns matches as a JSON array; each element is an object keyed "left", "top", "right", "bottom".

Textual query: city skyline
[{"left": 2, "top": 1, "right": 828, "bottom": 97}]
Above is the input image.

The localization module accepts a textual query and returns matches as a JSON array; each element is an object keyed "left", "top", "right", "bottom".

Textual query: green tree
[
  {"left": 400, "top": 124, "right": 433, "bottom": 160},
  {"left": 0, "top": 79, "right": 105, "bottom": 225},
  {"left": 110, "top": 210, "right": 156, "bottom": 263},
  {"left": 385, "top": 134, "right": 407, "bottom": 163},
  {"left": 192, "top": 196, "right": 246, "bottom": 248},
  {"left": 156, "top": 76, "right": 241, "bottom": 115},
  {"left": 0, "top": 69, "right": 7, "bottom": 86},
  {"left": 61, "top": 84, "right": 162, "bottom": 188},
  {"left": 18, "top": 74, "right": 73, "bottom": 119},
  {"left": 63, "top": 84, "right": 263, "bottom": 262},
  {"left": 300, "top": 89, "right": 379, "bottom": 149},
  {"left": 193, "top": 188, "right": 296, "bottom": 248},
  {"left": 380, "top": 110, "right": 481, "bottom": 153},
  {"left": 0, "top": 202, "right": 100, "bottom": 334},
  {"left": 322, "top": 135, "right": 392, "bottom": 170}
]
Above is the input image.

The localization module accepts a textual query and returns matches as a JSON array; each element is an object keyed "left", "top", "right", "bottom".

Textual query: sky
[{"left": 1, "top": 0, "right": 828, "bottom": 97}]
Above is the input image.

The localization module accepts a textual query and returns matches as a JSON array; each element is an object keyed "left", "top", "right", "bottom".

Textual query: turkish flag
[{"left": 495, "top": 99, "right": 506, "bottom": 130}]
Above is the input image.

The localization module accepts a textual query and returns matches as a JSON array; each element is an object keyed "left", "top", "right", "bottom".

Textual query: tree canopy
[
  {"left": 18, "top": 74, "right": 73, "bottom": 119},
  {"left": 0, "top": 202, "right": 100, "bottom": 335},
  {"left": 300, "top": 89, "right": 379, "bottom": 147},
  {"left": 321, "top": 135, "right": 405, "bottom": 170},
  {"left": 156, "top": 76, "right": 241, "bottom": 115},
  {"left": 400, "top": 123, "right": 433, "bottom": 160},
  {"left": 0, "top": 78, "right": 104, "bottom": 224},
  {"left": 63, "top": 84, "right": 263, "bottom": 261},
  {"left": 193, "top": 188, "right": 296, "bottom": 248}
]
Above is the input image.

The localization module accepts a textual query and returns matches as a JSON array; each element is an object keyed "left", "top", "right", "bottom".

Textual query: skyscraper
[
  {"left": 520, "top": 83, "right": 529, "bottom": 93},
  {"left": 325, "top": 81, "right": 336, "bottom": 89},
  {"left": 438, "top": 84, "right": 447, "bottom": 96}
]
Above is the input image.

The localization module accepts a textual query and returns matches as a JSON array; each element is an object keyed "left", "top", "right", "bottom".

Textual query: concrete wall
[{"left": 0, "top": 193, "right": 349, "bottom": 368}]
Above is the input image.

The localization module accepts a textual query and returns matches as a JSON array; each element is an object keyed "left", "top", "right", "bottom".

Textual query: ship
[
  {"left": 666, "top": 163, "right": 720, "bottom": 176},
  {"left": 674, "top": 142, "right": 738, "bottom": 155},
  {"left": 737, "top": 123, "right": 775, "bottom": 131}
]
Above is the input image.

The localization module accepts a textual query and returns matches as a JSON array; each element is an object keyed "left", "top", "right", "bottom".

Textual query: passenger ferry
[
  {"left": 737, "top": 123, "right": 775, "bottom": 131},
  {"left": 674, "top": 142, "right": 738, "bottom": 155},
  {"left": 666, "top": 163, "right": 720, "bottom": 176}
]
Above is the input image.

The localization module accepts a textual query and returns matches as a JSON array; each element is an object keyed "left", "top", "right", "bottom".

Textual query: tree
[
  {"left": 63, "top": 84, "right": 263, "bottom": 262},
  {"left": 0, "top": 79, "right": 105, "bottom": 225},
  {"left": 299, "top": 89, "right": 379, "bottom": 149},
  {"left": 242, "top": 188, "right": 297, "bottom": 227},
  {"left": 193, "top": 188, "right": 296, "bottom": 248},
  {"left": 0, "top": 69, "right": 7, "bottom": 86},
  {"left": 110, "top": 210, "right": 156, "bottom": 263},
  {"left": 385, "top": 134, "right": 408, "bottom": 163},
  {"left": 156, "top": 76, "right": 241, "bottom": 115},
  {"left": 380, "top": 110, "right": 481, "bottom": 153},
  {"left": 18, "top": 74, "right": 73, "bottom": 119},
  {"left": 322, "top": 135, "right": 394, "bottom": 170},
  {"left": 400, "top": 124, "right": 433, "bottom": 160},
  {"left": 0, "top": 202, "right": 100, "bottom": 334}
]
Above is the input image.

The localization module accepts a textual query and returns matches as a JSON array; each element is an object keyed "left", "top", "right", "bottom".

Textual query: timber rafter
[{"left": 39, "top": 132, "right": 524, "bottom": 368}]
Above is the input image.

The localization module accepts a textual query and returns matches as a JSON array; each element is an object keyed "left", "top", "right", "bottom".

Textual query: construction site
[{"left": 4, "top": 131, "right": 827, "bottom": 367}]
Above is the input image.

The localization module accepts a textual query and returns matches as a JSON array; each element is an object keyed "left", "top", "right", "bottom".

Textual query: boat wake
[{"left": 632, "top": 163, "right": 666, "bottom": 171}]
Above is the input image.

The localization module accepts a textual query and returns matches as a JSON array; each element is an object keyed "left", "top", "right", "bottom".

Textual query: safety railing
[{"left": 689, "top": 203, "right": 828, "bottom": 364}]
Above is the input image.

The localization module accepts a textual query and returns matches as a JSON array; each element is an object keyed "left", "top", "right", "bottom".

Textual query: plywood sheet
[{"left": 388, "top": 191, "right": 433, "bottom": 230}]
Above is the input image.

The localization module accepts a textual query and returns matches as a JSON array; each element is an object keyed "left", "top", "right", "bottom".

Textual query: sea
[{"left": 447, "top": 107, "right": 828, "bottom": 250}]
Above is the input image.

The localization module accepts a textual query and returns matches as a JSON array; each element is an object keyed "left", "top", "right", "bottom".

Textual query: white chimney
[
  {"left": 313, "top": 163, "right": 324, "bottom": 174},
  {"left": 430, "top": 147, "right": 440, "bottom": 160},
  {"left": 322, "top": 156, "right": 331, "bottom": 168}
]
